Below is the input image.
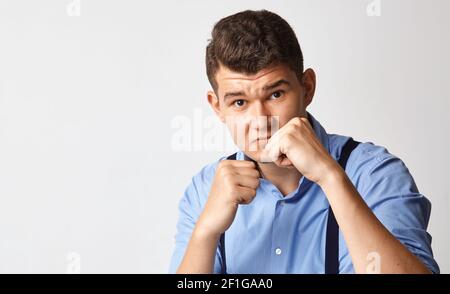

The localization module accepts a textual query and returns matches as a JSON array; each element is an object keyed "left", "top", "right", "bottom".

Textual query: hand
[
  {"left": 196, "top": 160, "right": 260, "bottom": 237},
  {"left": 261, "top": 116, "right": 340, "bottom": 185}
]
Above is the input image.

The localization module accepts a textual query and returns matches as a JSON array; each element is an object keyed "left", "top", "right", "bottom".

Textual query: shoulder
[
  {"left": 328, "top": 133, "right": 405, "bottom": 174},
  {"left": 328, "top": 134, "right": 419, "bottom": 200},
  {"left": 328, "top": 134, "right": 394, "bottom": 162},
  {"left": 328, "top": 135, "right": 432, "bottom": 219}
]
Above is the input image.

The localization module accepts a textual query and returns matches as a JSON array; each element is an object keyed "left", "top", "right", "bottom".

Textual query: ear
[
  {"left": 207, "top": 90, "right": 225, "bottom": 123},
  {"left": 301, "top": 68, "right": 316, "bottom": 107}
]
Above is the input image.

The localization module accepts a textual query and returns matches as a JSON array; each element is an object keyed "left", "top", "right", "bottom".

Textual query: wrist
[
  {"left": 193, "top": 221, "right": 222, "bottom": 241},
  {"left": 316, "top": 162, "right": 346, "bottom": 190}
]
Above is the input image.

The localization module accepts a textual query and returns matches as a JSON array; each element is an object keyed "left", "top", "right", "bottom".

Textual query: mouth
[{"left": 251, "top": 136, "right": 271, "bottom": 143}]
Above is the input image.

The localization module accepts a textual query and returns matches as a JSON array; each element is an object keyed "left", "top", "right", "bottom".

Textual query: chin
[
  {"left": 239, "top": 140, "right": 268, "bottom": 162},
  {"left": 242, "top": 150, "right": 263, "bottom": 162}
]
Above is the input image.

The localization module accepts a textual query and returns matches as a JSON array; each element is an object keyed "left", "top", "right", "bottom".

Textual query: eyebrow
[
  {"left": 223, "top": 79, "right": 291, "bottom": 102},
  {"left": 223, "top": 91, "right": 245, "bottom": 101},
  {"left": 262, "top": 79, "right": 291, "bottom": 91}
]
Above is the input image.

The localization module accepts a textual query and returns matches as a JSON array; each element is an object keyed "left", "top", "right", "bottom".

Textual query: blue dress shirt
[{"left": 169, "top": 112, "right": 439, "bottom": 274}]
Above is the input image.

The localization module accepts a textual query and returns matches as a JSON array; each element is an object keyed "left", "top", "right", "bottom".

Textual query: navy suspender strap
[
  {"left": 219, "top": 232, "right": 227, "bottom": 274},
  {"left": 219, "top": 138, "right": 360, "bottom": 274},
  {"left": 218, "top": 152, "right": 237, "bottom": 274},
  {"left": 325, "top": 138, "right": 360, "bottom": 274},
  {"left": 226, "top": 153, "right": 237, "bottom": 160}
]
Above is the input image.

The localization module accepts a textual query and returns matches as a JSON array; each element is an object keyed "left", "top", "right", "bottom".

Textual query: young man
[{"left": 169, "top": 10, "right": 439, "bottom": 274}]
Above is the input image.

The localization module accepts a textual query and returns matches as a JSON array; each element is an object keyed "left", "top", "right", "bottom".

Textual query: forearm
[
  {"left": 176, "top": 225, "right": 220, "bottom": 274},
  {"left": 319, "top": 167, "right": 431, "bottom": 274}
]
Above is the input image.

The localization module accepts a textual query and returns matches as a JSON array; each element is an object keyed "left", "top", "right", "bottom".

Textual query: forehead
[{"left": 215, "top": 63, "right": 296, "bottom": 96}]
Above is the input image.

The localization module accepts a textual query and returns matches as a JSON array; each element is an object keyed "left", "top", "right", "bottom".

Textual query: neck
[{"left": 257, "top": 162, "right": 303, "bottom": 197}]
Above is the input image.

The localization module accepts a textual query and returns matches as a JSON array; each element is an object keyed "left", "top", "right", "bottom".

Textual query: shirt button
[{"left": 275, "top": 248, "right": 282, "bottom": 255}]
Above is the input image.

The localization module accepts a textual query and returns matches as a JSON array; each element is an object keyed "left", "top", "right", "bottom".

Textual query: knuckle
[
  {"left": 289, "top": 122, "right": 300, "bottom": 132},
  {"left": 286, "top": 133, "right": 296, "bottom": 141},
  {"left": 217, "top": 160, "right": 228, "bottom": 170},
  {"left": 245, "top": 161, "right": 256, "bottom": 167},
  {"left": 292, "top": 117, "right": 302, "bottom": 125},
  {"left": 223, "top": 173, "right": 235, "bottom": 185}
]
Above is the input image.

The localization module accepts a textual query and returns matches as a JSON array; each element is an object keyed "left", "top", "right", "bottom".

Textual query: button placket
[{"left": 270, "top": 199, "right": 287, "bottom": 272}]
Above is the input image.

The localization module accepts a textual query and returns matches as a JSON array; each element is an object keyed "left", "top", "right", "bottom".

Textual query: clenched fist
[
  {"left": 196, "top": 159, "right": 260, "bottom": 237},
  {"left": 261, "top": 116, "right": 339, "bottom": 185}
]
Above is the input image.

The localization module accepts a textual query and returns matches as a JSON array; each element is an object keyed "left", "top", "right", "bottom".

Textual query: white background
[{"left": 0, "top": 0, "right": 449, "bottom": 273}]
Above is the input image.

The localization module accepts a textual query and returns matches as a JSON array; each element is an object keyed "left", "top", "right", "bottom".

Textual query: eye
[
  {"left": 270, "top": 91, "right": 284, "bottom": 100},
  {"left": 233, "top": 99, "right": 246, "bottom": 107}
]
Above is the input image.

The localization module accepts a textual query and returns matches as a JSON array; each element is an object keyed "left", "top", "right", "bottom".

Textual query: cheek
[
  {"left": 225, "top": 119, "right": 249, "bottom": 143},
  {"left": 274, "top": 95, "right": 302, "bottom": 128}
]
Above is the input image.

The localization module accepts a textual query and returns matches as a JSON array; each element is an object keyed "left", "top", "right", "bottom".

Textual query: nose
[
  {"left": 248, "top": 101, "right": 270, "bottom": 135},
  {"left": 249, "top": 100, "right": 269, "bottom": 118}
]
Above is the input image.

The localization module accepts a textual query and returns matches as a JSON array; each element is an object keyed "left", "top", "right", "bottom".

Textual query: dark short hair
[{"left": 206, "top": 9, "right": 304, "bottom": 92}]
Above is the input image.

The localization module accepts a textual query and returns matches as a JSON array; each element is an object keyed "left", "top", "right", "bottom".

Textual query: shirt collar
[{"left": 307, "top": 111, "right": 330, "bottom": 155}]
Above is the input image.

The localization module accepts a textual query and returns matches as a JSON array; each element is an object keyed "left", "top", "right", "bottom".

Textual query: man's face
[{"left": 208, "top": 63, "right": 315, "bottom": 162}]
